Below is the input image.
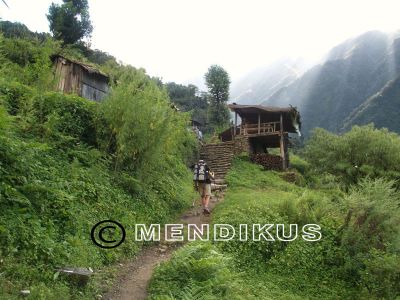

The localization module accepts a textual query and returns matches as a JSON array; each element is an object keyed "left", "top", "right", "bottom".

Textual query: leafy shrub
[
  {"left": 304, "top": 125, "right": 400, "bottom": 187},
  {"left": 340, "top": 178, "right": 400, "bottom": 255},
  {"left": 148, "top": 243, "right": 253, "bottom": 300},
  {"left": 0, "top": 79, "right": 33, "bottom": 115},
  {"left": 0, "top": 36, "right": 58, "bottom": 88},
  {"left": 99, "top": 67, "right": 197, "bottom": 178},
  {"left": 360, "top": 250, "right": 400, "bottom": 298},
  {"left": 336, "top": 178, "right": 400, "bottom": 297},
  {"left": 30, "top": 91, "right": 98, "bottom": 145},
  {"left": 289, "top": 153, "right": 310, "bottom": 175}
]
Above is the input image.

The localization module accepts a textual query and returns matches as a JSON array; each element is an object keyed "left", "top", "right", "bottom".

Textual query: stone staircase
[{"left": 200, "top": 141, "right": 235, "bottom": 183}]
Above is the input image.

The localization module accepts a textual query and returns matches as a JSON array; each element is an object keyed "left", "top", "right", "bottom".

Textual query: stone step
[
  {"left": 202, "top": 156, "right": 233, "bottom": 159},
  {"left": 213, "top": 168, "right": 230, "bottom": 172},
  {"left": 208, "top": 165, "right": 231, "bottom": 169},
  {"left": 202, "top": 161, "right": 232, "bottom": 165},
  {"left": 201, "top": 149, "right": 234, "bottom": 152},
  {"left": 203, "top": 154, "right": 233, "bottom": 157},
  {"left": 209, "top": 163, "right": 231, "bottom": 166},
  {"left": 209, "top": 166, "right": 231, "bottom": 170},
  {"left": 205, "top": 160, "right": 232, "bottom": 164},
  {"left": 202, "top": 148, "right": 234, "bottom": 151},
  {"left": 202, "top": 143, "right": 234, "bottom": 148},
  {"left": 201, "top": 148, "right": 234, "bottom": 152},
  {"left": 202, "top": 157, "right": 233, "bottom": 160},
  {"left": 200, "top": 141, "right": 235, "bottom": 183}
]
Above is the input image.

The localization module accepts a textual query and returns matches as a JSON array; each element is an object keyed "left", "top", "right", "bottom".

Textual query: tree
[
  {"left": 204, "top": 65, "right": 231, "bottom": 128},
  {"left": 47, "top": 0, "right": 93, "bottom": 45},
  {"left": 165, "top": 82, "right": 209, "bottom": 131}
]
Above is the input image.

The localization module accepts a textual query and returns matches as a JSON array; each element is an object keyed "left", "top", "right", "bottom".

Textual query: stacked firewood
[
  {"left": 250, "top": 153, "right": 282, "bottom": 170},
  {"left": 282, "top": 172, "right": 296, "bottom": 183}
]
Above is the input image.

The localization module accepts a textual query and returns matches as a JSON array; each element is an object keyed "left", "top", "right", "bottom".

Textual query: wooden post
[
  {"left": 279, "top": 113, "right": 286, "bottom": 170},
  {"left": 234, "top": 112, "right": 237, "bottom": 136},
  {"left": 258, "top": 113, "right": 261, "bottom": 134}
]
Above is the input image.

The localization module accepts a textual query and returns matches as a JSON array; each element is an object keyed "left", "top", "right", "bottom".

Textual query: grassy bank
[{"left": 148, "top": 154, "right": 400, "bottom": 299}]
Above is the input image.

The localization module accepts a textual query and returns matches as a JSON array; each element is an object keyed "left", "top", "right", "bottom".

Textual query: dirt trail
[{"left": 103, "top": 192, "right": 223, "bottom": 300}]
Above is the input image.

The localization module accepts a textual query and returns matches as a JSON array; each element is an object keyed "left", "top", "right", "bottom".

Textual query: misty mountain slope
[
  {"left": 342, "top": 76, "right": 400, "bottom": 132},
  {"left": 262, "top": 31, "right": 400, "bottom": 135},
  {"left": 230, "top": 58, "right": 310, "bottom": 104}
]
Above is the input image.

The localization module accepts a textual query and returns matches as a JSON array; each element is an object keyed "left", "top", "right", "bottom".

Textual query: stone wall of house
[{"left": 233, "top": 136, "right": 252, "bottom": 155}]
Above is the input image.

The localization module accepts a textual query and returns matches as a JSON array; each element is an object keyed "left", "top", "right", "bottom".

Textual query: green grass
[{"left": 148, "top": 155, "right": 360, "bottom": 300}]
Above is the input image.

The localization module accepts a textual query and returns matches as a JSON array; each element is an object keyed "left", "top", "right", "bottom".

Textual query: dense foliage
[
  {"left": 304, "top": 125, "right": 400, "bottom": 187},
  {"left": 148, "top": 243, "right": 248, "bottom": 299},
  {"left": 0, "top": 29, "right": 197, "bottom": 298}
]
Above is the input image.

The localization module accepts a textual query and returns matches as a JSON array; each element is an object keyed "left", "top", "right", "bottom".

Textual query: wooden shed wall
[
  {"left": 54, "top": 57, "right": 109, "bottom": 102},
  {"left": 54, "top": 57, "right": 83, "bottom": 95},
  {"left": 81, "top": 72, "right": 108, "bottom": 101}
]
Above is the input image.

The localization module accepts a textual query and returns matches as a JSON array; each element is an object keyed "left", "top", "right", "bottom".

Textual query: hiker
[
  {"left": 193, "top": 159, "right": 214, "bottom": 214},
  {"left": 192, "top": 125, "right": 203, "bottom": 141},
  {"left": 197, "top": 129, "right": 203, "bottom": 141}
]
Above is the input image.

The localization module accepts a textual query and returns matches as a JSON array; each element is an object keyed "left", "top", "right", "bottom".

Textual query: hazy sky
[{"left": 1, "top": 0, "right": 400, "bottom": 87}]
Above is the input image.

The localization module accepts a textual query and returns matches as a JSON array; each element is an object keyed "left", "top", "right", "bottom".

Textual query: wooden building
[
  {"left": 53, "top": 55, "right": 109, "bottom": 102},
  {"left": 221, "top": 104, "right": 301, "bottom": 169}
]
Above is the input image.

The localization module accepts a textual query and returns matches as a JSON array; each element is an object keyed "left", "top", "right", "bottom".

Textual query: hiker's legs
[
  {"left": 201, "top": 196, "right": 207, "bottom": 208},
  {"left": 203, "top": 183, "right": 211, "bottom": 213},
  {"left": 198, "top": 183, "right": 204, "bottom": 204},
  {"left": 198, "top": 182, "right": 211, "bottom": 213},
  {"left": 204, "top": 195, "right": 210, "bottom": 209}
]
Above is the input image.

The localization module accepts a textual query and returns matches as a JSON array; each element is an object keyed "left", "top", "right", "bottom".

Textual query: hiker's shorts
[{"left": 198, "top": 182, "right": 211, "bottom": 197}]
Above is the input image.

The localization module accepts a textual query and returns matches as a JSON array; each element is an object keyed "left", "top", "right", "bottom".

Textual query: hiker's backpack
[{"left": 193, "top": 161, "right": 208, "bottom": 182}]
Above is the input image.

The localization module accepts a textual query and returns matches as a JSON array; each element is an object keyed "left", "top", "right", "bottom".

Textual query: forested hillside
[{"left": 342, "top": 76, "right": 400, "bottom": 132}]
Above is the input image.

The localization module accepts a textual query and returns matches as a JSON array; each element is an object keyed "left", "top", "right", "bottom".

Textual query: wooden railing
[{"left": 240, "top": 121, "right": 281, "bottom": 135}]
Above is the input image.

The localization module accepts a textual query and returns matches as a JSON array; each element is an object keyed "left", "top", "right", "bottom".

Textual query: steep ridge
[
  {"left": 342, "top": 76, "right": 400, "bottom": 132},
  {"left": 260, "top": 31, "right": 400, "bottom": 135},
  {"left": 200, "top": 142, "right": 235, "bottom": 183}
]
